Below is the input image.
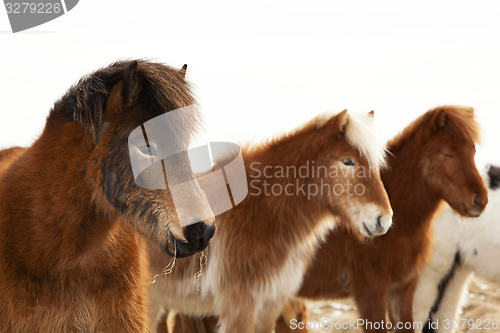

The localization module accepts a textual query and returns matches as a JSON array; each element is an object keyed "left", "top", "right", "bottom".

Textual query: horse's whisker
[
  {"left": 151, "top": 238, "right": 177, "bottom": 284},
  {"left": 194, "top": 251, "right": 207, "bottom": 293}
]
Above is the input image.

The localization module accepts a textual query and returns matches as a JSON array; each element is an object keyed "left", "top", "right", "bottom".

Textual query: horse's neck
[
  {"left": 244, "top": 150, "right": 330, "bottom": 242},
  {"left": 384, "top": 150, "right": 441, "bottom": 234},
  {"left": 0, "top": 137, "right": 121, "bottom": 274}
]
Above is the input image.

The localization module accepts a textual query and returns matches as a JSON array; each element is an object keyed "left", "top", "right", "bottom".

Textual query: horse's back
[{"left": 0, "top": 147, "right": 26, "bottom": 178}]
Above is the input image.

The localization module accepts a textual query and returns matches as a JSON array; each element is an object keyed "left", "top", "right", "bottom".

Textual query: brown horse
[
  {"left": 148, "top": 110, "right": 393, "bottom": 333},
  {"left": 0, "top": 60, "right": 215, "bottom": 332},
  {"left": 165, "top": 106, "right": 489, "bottom": 333}
]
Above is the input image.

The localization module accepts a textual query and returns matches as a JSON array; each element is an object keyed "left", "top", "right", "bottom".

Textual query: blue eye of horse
[
  {"left": 342, "top": 158, "right": 355, "bottom": 166},
  {"left": 139, "top": 145, "right": 157, "bottom": 156}
]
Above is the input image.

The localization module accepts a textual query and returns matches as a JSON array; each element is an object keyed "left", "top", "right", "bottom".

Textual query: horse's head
[
  {"left": 313, "top": 110, "right": 393, "bottom": 238},
  {"left": 68, "top": 60, "right": 215, "bottom": 257},
  {"left": 419, "top": 106, "right": 488, "bottom": 217}
]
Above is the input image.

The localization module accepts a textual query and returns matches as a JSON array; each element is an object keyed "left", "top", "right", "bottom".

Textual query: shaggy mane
[
  {"left": 50, "top": 59, "right": 200, "bottom": 142},
  {"left": 389, "top": 105, "right": 481, "bottom": 152}
]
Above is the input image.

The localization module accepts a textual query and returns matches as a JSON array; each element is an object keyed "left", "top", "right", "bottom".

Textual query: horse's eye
[
  {"left": 139, "top": 145, "right": 158, "bottom": 156},
  {"left": 443, "top": 153, "right": 454, "bottom": 158},
  {"left": 342, "top": 158, "right": 355, "bottom": 166}
]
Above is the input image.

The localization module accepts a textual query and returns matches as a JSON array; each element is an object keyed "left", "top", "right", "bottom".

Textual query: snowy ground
[{"left": 306, "top": 277, "right": 500, "bottom": 333}]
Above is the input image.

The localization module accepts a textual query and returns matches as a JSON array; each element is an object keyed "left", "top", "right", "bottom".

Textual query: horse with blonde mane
[
  {"left": 148, "top": 109, "right": 393, "bottom": 333},
  {"left": 0, "top": 60, "right": 215, "bottom": 332}
]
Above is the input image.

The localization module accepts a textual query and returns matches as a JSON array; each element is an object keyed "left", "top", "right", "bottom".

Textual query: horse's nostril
[
  {"left": 377, "top": 215, "right": 382, "bottom": 228},
  {"left": 473, "top": 194, "right": 480, "bottom": 206},
  {"left": 183, "top": 220, "right": 216, "bottom": 251},
  {"left": 363, "top": 223, "right": 373, "bottom": 236}
]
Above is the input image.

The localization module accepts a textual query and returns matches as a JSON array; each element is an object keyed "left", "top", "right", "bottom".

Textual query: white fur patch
[
  {"left": 343, "top": 202, "right": 392, "bottom": 237},
  {"left": 252, "top": 217, "right": 338, "bottom": 302},
  {"left": 413, "top": 165, "right": 500, "bottom": 333},
  {"left": 148, "top": 217, "right": 339, "bottom": 331}
]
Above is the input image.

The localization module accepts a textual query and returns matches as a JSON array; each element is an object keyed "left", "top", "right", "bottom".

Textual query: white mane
[
  {"left": 315, "top": 110, "right": 388, "bottom": 169},
  {"left": 344, "top": 111, "right": 387, "bottom": 169}
]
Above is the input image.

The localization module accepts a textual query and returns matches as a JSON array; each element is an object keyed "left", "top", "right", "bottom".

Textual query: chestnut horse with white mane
[{"left": 149, "top": 110, "right": 393, "bottom": 333}]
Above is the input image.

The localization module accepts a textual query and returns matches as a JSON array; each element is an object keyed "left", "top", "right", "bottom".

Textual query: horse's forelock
[
  {"left": 140, "top": 63, "right": 201, "bottom": 141},
  {"left": 343, "top": 111, "right": 388, "bottom": 169},
  {"left": 309, "top": 111, "right": 387, "bottom": 168}
]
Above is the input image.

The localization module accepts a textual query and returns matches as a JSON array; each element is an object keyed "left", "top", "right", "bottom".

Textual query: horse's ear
[
  {"left": 122, "top": 61, "right": 142, "bottom": 107},
  {"left": 437, "top": 109, "right": 447, "bottom": 128},
  {"left": 429, "top": 108, "right": 448, "bottom": 132},
  {"left": 338, "top": 109, "right": 349, "bottom": 133},
  {"left": 463, "top": 106, "right": 474, "bottom": 116},
  {"left": 179, "top": 64, "right": 188, "bottom": 79},
  {"left": 368, "top": 110, "right": 375, "bottom": 118}
]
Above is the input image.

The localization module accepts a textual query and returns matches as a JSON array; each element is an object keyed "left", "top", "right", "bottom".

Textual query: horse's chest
[{"left": 258, "top": 245, "right": 316, "bottom": 301}]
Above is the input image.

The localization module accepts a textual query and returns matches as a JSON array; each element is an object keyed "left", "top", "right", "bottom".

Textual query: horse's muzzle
[
  {"left": 362, "top": 214, "right": 392, "bottom": 237},
  {"left": 167, "top": 221, "right": 216, "bottom": 258}
]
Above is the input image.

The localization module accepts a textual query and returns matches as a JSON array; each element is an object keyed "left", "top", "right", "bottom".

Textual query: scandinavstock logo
[{"left": 4, "top": 0, "right": 79, "bottom": 33}]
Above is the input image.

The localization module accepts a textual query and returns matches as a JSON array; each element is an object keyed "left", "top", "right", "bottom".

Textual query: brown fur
[
  {"left": 0, "top": 60, "right": 213, "bottom": 332},
  {"left": 148, "top": 110, "right": 393, "bottom": 333}
]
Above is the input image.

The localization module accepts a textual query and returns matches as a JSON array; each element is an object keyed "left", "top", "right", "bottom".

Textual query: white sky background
[{"left": 1, "top": 0, "right": 499, "bottom": 165}]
